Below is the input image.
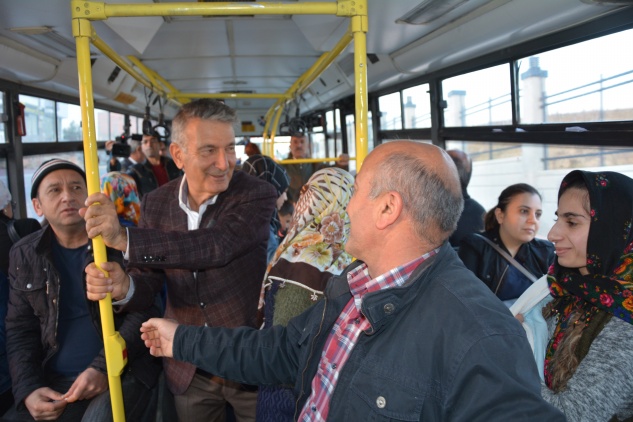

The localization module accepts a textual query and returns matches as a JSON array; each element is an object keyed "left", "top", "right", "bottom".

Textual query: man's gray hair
[
  {"left": 171, "top": 99, "right": 238, "bottom": 149},
  {"left": 369, "top": 152, "right": 464, "bottom": 245}
]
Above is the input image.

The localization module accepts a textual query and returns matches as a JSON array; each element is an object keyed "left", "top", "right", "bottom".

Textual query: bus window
[
  {"left": 518, "top": 28, "right": 633, "bottom": 124},
  {"left": 443, "top": 64, "right": 512, "bottom": 127},
  {"left": 402, "top": 84, "right": 431, "bottom": 129},
  {"left": 130, "top": 116, "right": 140, "bottom": 134},
  {"left": 20, "top": 95, "right": 56, "bottom": 143},
  {"left": 57, "top": 103, "right": 83, "bottom": 142},
  {"left": 379, "top": 92, "right": 402, "bottom": 130},
  {"left": 110, "top": 112, "right": 125, "bottom": 140},
  {"left": 0, "top": 92, "right": 5, "bottom": 143},
  {"left": 95, "top": 108, "right": 110, "bottom": 141}
]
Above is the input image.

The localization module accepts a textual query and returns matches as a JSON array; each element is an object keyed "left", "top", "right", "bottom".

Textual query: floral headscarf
[
  {"left": 100, "top": 172, "right": 141, "bottom": 227},
  {"left": 259, "top": 167, "right": 354, "bottom": 325},
  {"left": 544, "top": 170, "right": 633, "bottom": 390}
]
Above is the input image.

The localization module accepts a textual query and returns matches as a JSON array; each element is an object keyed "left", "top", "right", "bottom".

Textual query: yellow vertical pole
[
  {"left": 72, "top": 15, "right": 127, "bottom": 422},
  {"left": 262, "top": 104, "right": 278, "bottom": 157},
  {"left": 351, "top": 0, "right": 369, "bottom": 170},
  {"left": 270, "top": 105, "right": 286, "bottom": 159}
]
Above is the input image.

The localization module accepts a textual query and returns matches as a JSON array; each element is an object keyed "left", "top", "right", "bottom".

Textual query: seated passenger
[
  {"left": 256, "top": 167, "right": 354, "bottom": 422},
  {"left": 459, "top": 183, "right": 554, "bottom": 305},
  {"left": 242, "top": 154, "right": 290, "bottom": 263},
  {"left": 538, "top": 170, "right": 633, "bottom": 421},
  {"left": 4, "top": 159, "right": 161, "bottom": 421},
  {"left": 100, "top": 172, "right": 141, "bottom": 227},
  {"left": 0, "top": 181, "right": 41, "bottom": 416},
  {"left": 136, "top": 141, "right": 564, "bottom": 421}
]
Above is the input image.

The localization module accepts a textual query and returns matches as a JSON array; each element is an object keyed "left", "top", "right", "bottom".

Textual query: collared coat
[
  {"left": 172, "top": 243, "right": 565, "bottom": 421},
  {"left": 6, "top": 226, "right": 162, "bottom": 409},
  {"left": 121, "top": 171, "right": 277, "bottom": 394}
]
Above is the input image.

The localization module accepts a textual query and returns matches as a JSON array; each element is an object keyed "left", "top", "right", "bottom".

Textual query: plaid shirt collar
[
  {"left": 298, "top": 248, "right": 440, "bottom": 422},
  {"left": 347, "top": 248, "right": 440, "bottom": 312}
]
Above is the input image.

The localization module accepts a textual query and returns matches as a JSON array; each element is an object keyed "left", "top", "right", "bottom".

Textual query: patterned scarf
[
  {"left": 100, "top": 171, "right": 141, "bottom": 227},
  {"left": 544, "top": 170, "right": 633, "bottom": 389},
  {"left": 258, "top": 167, "right": 354, "bottom": 325}
]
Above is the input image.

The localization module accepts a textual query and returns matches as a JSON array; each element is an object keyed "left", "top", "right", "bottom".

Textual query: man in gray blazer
[{"left": 82, "top": 99, "right": 277, "bottom": 421}]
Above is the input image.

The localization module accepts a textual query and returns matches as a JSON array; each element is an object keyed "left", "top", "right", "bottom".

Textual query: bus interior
[{"left": 0, "top": 0, "right": 632, "bottom": 237}]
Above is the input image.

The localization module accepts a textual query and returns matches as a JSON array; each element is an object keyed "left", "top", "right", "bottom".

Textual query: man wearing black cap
[{"left": 4, "top": 159, "right": 161, "bottom": 421}]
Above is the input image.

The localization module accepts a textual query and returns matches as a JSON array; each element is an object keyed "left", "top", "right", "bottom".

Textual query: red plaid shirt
[{"left": 298, "top": 249, "right": 439, "bottom": 421}]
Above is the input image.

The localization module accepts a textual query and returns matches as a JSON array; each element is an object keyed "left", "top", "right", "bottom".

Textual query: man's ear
[
  {"left": 375, "top": 191, "right": 403, "bottom": 230},
  {"left": 170, "top": 143, "right": 185, "bottom": 170},
  {"left": 32, "top": 197, "right": 44, "bottom": 217}
]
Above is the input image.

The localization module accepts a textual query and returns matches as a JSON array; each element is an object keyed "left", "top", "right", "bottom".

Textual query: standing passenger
[
  {"left": 459, "top": 183, "right": 554, "bottom": 305},
  {"left": 82, "top": 99, "right": 277, "bottom": 422},
  {"left": 256, "top": 167, "right": 354, "bottom": 422},
  {"left": 446, "top": 149, "right": 485, "bottom": 248},
  {"left": 128, "top": 132, "right": 181, "bottom": 197},
  {"left": 134, "top": 141, "right": 565, "bottom": 421}
]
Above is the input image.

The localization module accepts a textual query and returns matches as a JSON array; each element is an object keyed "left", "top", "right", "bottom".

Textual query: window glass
[
  {"left": 518, "top": 28, "right": 633, "bottom": 124},
  {"left": 20, "top": 95, "right": 56, "bottom": 143},
  {"left": 402, "top": 84, "right": 431, "bottom": 129},
  {"left": 379, "top": 92, "right": 402, "bottom": 130},
  {"left": 312, "top": 133, "right": 326, "bottom": 159},
  {"left": 0, "top": 92, "right": 5, "bottom": 143},
  {"left": 444, "top": 140, "right": 633, "bottom": 238},
  {"left": 443, "top": 64, "right": 512, "bottom": 127},
  {"left": 110, "top": 112, "right": 125, "bottom": 139},
  {"left": 130, "top": 116, "right": 139, "bottom": 134},
  {"left": 95, "top": 109, "right": 110, "bottom": 141},
  {"left": 326, "top": 110, "right": 335, "bottom": 134},
  {"left": 272, "top": 135, "right": 291, "bottom": 160},
  {"left": 57, "top": 103, "right": 83, "bottom": 142}
]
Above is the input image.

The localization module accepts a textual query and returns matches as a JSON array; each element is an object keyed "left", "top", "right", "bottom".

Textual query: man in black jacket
[
  {"left": 4, "top": 159, "right": 161, "bottom": 421},
  {"left": 447, "top": 149, "right": 486, "bottom": 248},
  {"left": 127, "top": 132, "right": 181, "bottom": 197},
  {"left": 94, "top": 142, "right": 565, "bottom": 421}
]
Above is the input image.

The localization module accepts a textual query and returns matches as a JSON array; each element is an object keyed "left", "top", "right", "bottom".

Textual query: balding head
[
  {"left": 447, "top": 149, "right": 472, "bottom": 191},
  {"left": 366, "top": 141, "right": 463, "bottom": 245}
]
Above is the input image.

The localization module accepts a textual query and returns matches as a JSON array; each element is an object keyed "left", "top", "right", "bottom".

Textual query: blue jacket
[{"left": 173, "top": 243, "right": 565, "bottom": 421}]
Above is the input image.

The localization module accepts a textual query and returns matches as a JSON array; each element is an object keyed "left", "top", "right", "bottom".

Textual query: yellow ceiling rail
[
  {"left": 176, "top": 92, "right": 288, "bottom": 100},
  {"left": 126, "top": 56, "right": 185, "bottom": 103},
  {"left": 75, "top": 2, "right": 340, "bottom": 19}
]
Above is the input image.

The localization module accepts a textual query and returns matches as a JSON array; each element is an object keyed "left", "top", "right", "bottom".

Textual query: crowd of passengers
[{"left": 0, "top": 98, "right": 631, "bottom": 421}]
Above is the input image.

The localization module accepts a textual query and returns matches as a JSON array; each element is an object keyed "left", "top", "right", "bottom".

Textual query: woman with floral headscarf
[
  {"left": 100, "top": 172, "right": 141, "bottom": 227},
  {"left": 256, "top": 167, "right": 354, "bottom": 422},
  {"left": 540, "top": 170, "right": 633, "bottom": 421}
]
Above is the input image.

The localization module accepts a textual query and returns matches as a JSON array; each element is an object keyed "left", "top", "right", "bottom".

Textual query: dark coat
[
  {"left": 5, "top": 226, "right": 162, "bottom": 409},
  {"left": 121, "top": 171, "right": 277, "bottom": 394},
  {"left": 172, "top": 243, "right": 565, "bottom": 421},
  {"left": 0, "top": 213, "right": 40, "bottom": 275},
  {"left": 448, "top": 192, "right": 485, "bottom": 248},
  {"left": 127, "top": 157, "right": 181, "bottom": 198},
  {"left": 458, "top": 227, "right": 555, "bottom": 298}
]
